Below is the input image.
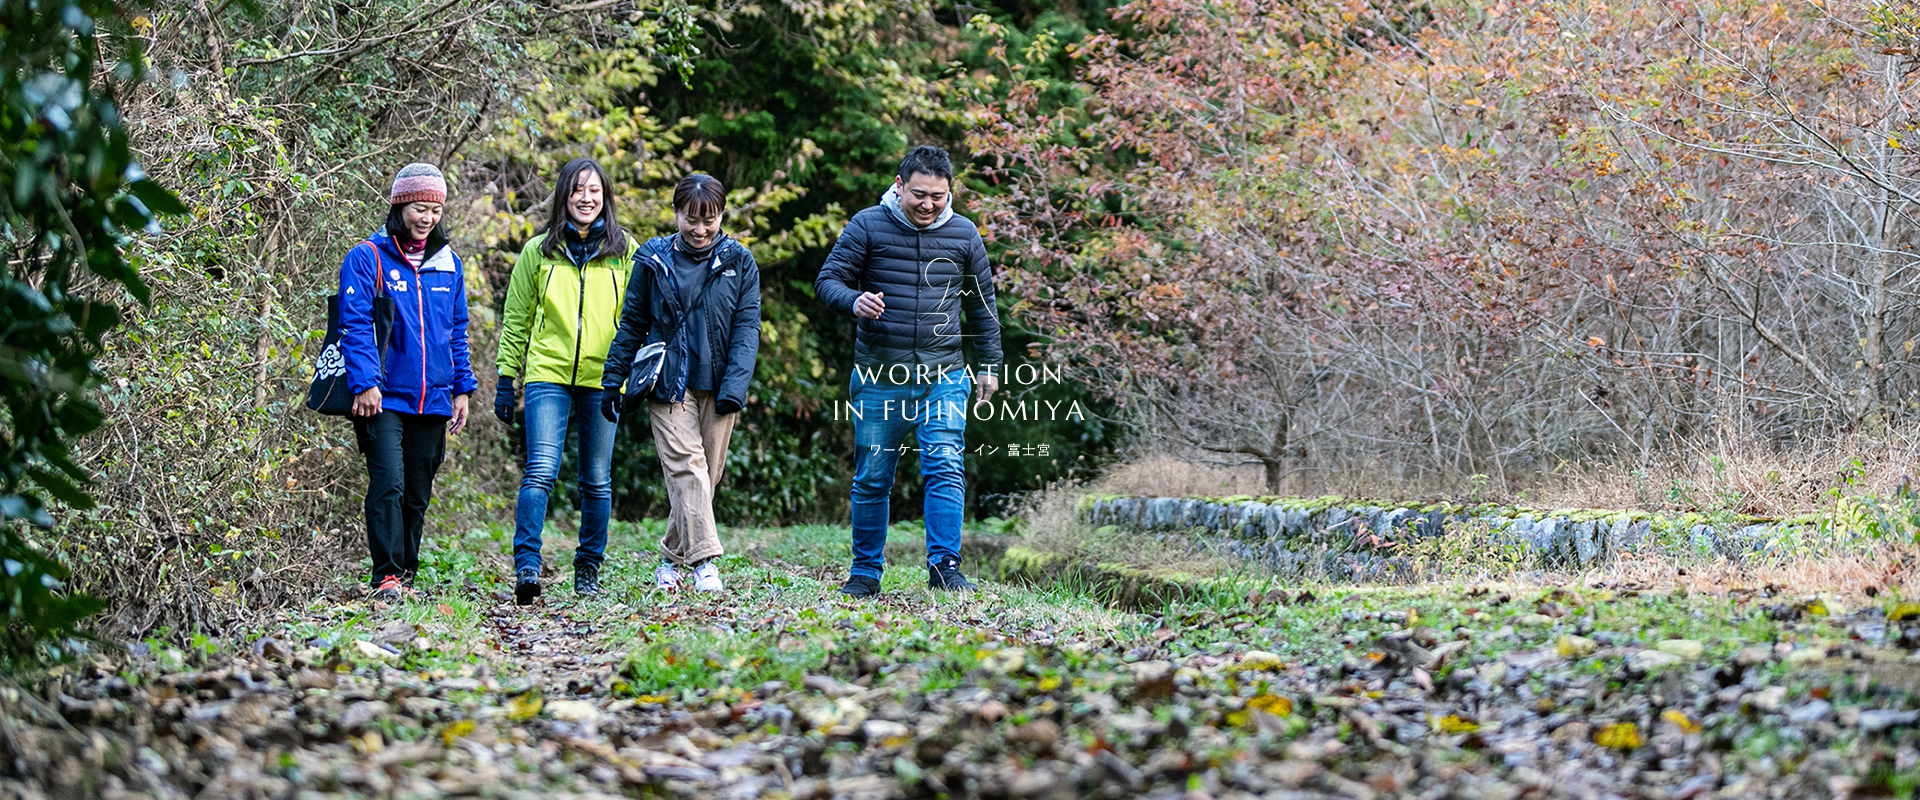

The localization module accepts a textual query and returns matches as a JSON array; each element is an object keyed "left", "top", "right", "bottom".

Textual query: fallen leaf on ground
[{"left": 1595, "top": 722, "right": 1643, "bottom": 749}]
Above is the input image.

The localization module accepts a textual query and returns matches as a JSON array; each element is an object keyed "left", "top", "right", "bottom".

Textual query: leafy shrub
[{"left": 1, "top": 0, "right": 181, "bottom": 661}]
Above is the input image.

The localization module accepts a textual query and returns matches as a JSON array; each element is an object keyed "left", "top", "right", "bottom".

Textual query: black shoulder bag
[{"left": 305, "top": 242, "right": 395, "bottom": 416}]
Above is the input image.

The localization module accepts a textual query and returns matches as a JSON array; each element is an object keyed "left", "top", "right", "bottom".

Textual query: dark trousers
[{"left": 354, "top": 410, "right": 447, "bottom": 586}]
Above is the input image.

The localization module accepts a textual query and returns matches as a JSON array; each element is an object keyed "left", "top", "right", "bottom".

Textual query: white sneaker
[
  {"left": 654, "top": 561, "right": 682, "bottom": 590},
  {"left": 691, "top": 559, "right": 722, "bottom": 593}
]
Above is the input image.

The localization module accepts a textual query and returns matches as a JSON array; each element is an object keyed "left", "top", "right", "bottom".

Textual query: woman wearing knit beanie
[{"left": 335, "top": 162, "right": 478, "bottom": 603}]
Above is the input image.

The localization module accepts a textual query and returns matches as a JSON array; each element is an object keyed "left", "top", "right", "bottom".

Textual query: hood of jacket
[
  {"left": 642, "top": 233, "right": 740, "bottom": 282},
  {"left": 881, "top": 184, "right": 955, "bottom": 232}
]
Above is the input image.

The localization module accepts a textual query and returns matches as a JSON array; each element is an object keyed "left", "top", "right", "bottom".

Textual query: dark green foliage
[
  {"left": 602, "top": 3, "right": 1121, "bottom": 522},
  {"left": 1, "top": 0, "right": 180, "bottom": 659}
]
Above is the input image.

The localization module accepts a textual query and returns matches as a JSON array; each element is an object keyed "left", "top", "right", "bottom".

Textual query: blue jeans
[
  {"left": 848, "top": 368, "right": 970, "bottom": 580},
  {"left": 513, "top": 382, "right": 618, "bottom": 574}
]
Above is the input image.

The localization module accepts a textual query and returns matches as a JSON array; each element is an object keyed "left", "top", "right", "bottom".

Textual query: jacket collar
[
  {"left": 368, "top": 227, "right": 407, "bottom": 262},
  {"left": 562, "top": 218, "right": 607, "bottom": 267},
  {"left": 671, "top": 231, "right": 726, "bottom": 262},
  {"left": 368, "top": 228, "right": 457, "bottom": 272},
  {"left": 644, "top": 234, "right": 735, "bottom": 273}
]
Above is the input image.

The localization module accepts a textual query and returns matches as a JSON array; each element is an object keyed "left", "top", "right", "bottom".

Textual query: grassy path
[{"left": 4, "top": 520, "right": 1920, "bottom": 799}]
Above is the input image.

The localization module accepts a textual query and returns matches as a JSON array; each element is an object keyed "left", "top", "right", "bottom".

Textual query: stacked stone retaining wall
[{"left": 1076, "top": 494, "right": 1821, "bottom": 579}]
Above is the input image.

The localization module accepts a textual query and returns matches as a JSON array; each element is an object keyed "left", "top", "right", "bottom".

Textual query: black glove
[
  {"left": 600, "top": 391, "right": 620, "bottom": 423},
  {"left": 715, "top": 397, "right": 742, "bottom": 416},
  {"left": 493, "top": 376, "right": 517, "bottom": 424}
]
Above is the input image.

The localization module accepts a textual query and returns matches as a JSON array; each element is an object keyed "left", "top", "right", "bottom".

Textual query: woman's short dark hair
[
  {"left": 672, "top": 174, "right": 726, "bottom": 218},
  {"left": 897, "top": 145, "right": 953, "bottom": 186},
  {"left": 538, "top": 158, "right": 628, "bottom": 261}
]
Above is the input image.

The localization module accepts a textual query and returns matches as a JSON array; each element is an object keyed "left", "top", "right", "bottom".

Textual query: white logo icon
[{"left": 313, "top": 342, "right": 346, "bottom": 379}]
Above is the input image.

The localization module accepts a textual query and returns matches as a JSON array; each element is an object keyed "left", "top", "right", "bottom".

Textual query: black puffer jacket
[
  {"left": 814, "top": 204, "right": 1004, "bottom": 371},
  {"left": 602, "top": 234, "right": 761, "bottom": 409}
]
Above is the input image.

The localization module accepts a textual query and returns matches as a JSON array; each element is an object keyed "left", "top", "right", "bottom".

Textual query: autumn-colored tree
[
  {"left": 974, "top": 0, "right": 1426, "bottom": 492},
  {"left": 976, "top": 0, "right": 1920, "bottom": 493}
]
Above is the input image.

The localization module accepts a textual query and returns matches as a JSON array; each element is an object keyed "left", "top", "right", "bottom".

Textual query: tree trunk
[{"left": 1263, "top": 409, "right": 1290, "bottom": 495}]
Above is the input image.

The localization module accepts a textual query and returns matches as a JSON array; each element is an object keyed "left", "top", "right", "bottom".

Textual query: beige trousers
[{"left": 648, "top": 390, "right": 736, "bottom": 565}]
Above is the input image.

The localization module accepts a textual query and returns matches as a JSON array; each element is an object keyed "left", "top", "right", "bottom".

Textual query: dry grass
[
  {"left": 1523, "top": 426, "right": 1920, "bottom": 518},
  {"left": 1575, "top": 544, "right": 1920, "bottom": 604},
  {"left": 1090, "top": 454, "right": 1269, "bottom": 497},
  {"left": 1088, "top": 453, "right": 1460, "bottom": 501},
  {"left": 1095, "top": 423, "right": 1920, "bottom": 519}
]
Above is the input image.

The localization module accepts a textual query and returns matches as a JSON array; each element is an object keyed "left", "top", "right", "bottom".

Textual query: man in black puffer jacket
[{"left": 816, "top": 146, "right": 1005, "bottom": 598}]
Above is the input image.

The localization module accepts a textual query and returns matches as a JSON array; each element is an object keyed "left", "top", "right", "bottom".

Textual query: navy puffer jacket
[{"left": 814, "top": 202, "right": 1004, "bottom": 371}]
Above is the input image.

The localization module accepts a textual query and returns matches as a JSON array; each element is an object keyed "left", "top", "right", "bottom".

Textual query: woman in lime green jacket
[{"left": 493, "top": 158, "right": 638, "bottom": 604}]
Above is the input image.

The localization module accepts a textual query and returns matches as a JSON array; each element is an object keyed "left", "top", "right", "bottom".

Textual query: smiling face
[
  {"left": 676, "top": 206, "right": 721, "bottom": 251},
  {"left": 401, "top": 202, "right": 443, "bottom": 241},
  {"left": 567, "top": 170, "right": 604, "bottom": 228},
  {"left": 895, "top": 172, "right": 951, "bottom": 227}
]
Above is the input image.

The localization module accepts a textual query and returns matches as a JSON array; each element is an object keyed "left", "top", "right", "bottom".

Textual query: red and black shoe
[{"left": 371, "top": 574, "right": 404, "bottom": 603}]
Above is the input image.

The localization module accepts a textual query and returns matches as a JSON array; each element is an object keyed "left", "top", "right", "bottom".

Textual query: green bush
[{"left": 1, "top": 0, "right": 181, "bottom": 661}]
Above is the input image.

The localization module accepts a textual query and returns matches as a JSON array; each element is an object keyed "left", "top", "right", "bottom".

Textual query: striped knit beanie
[{"left": 390, "top": 163, "right": 447, "bottom": 205}]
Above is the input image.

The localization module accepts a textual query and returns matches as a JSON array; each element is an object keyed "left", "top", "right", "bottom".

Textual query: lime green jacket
[{"left": 495, "top": 234, "right": 637, "bottom": 388}]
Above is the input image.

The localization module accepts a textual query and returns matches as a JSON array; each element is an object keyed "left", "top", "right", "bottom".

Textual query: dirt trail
[{"left": 5, "top": 526, "right": 1920, "bottom": 799}]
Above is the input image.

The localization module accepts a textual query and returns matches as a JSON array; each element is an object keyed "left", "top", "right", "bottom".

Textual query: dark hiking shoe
[
  {"left": 928, "top": 558, "right": 977, "bottom": 592},
  {"left": 514, "top": 568, "right": 542, "bottom": 606},
  {"left": 574, "top": 563, "right": 602, "bottom": 597},
  {"left": 372, "top": 574, "right": 404, "bottom": 603},
  {"left": 839, "top": 575, "right": 881, "bottom": 598}
]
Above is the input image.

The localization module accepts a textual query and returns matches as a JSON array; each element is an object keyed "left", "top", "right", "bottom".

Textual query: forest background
[
  {"left": 10, "top": 0, "right": 1920, "bottom": 648},
  {"left": 10, "top": 0, "right": 1124, "bottom": 644}
]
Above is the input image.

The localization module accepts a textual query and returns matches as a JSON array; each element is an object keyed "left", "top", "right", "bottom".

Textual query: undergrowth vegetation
[{"left": 1, "top": 0, "right": 183, "bottom": 662}]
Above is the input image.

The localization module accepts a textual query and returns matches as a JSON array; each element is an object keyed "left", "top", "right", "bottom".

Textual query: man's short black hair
[{"left": 897, "top": 145, "right": 953, "bottom": 186}]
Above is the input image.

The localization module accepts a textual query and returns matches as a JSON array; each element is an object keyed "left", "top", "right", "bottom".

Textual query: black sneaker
[
  {"left": 928, "top": 558, "right": 977, "bottom": 592},
  {"left": 514, "top": 567, "right": 542, "bottom": 606},
  {"left": 839, "top": 575, "right": 881, "bottom": 598},
  {"left": 574, "top": 563, "right": 602, "bottom": 597}
]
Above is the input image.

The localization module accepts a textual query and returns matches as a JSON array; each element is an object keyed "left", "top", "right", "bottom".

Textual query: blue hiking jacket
[{"left": 337, "top": 229, "right": 479, "bottom": 416}]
